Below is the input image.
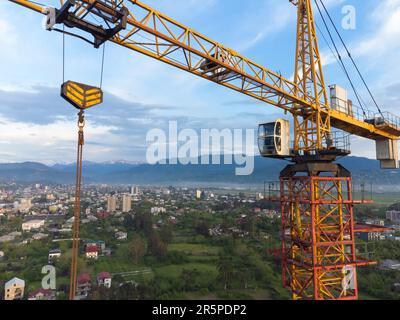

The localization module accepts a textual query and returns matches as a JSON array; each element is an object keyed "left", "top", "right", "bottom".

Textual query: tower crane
[{"left": 8, "top": 0, "right": 400, "bottom": 300}]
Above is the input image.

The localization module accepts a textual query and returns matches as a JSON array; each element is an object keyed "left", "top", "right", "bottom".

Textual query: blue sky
[{"left": 0, "top": 0, "right": 399, "bottom": 164}]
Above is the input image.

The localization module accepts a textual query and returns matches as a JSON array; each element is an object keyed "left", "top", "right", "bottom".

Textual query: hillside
[{"left": 0, "top": 156, "right": 398, "bottom": 187}]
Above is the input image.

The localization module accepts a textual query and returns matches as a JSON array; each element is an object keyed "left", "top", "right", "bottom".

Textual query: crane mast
[
  {"left": 7, "top": 0, "right": 400, "bottom": 300},
  {"left": 292, "top": 0, "right": 330, "bottom": 153}
]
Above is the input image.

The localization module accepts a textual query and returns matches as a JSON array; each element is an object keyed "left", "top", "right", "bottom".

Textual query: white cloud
[
  {"left": 0, "top": 115, "right": 118, "bottom": 163},
  {"left": 354, "top": 0, "right": 400, "bottom": 57}
]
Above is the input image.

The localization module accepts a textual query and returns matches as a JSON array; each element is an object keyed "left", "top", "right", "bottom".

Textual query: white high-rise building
[
  {"left": 131, "top": 186, "right": 140, "bottom": 195},
  {"left": 122, "top": 194, "right": 132, "bottom": 213},
  {"left": 107, "top": 196, "right": 117, "bottom": 213},
  {"left": 196, "top": 190, "right": 204, "bottom": 200}
]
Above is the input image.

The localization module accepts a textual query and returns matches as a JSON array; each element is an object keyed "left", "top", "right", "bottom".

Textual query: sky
[{"left": 0, "top": 0, "right": 399, "bottom": 164}]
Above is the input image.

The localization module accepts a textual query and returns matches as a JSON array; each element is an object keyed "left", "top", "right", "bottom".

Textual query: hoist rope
[
  {"left": 68, "top": 110, "right": 85, "bottom": 300},
  {"left": 100, "top": 43, "right": 106, "bottom": 89}
]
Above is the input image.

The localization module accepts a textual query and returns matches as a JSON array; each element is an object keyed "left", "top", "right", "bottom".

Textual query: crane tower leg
[{"left": 280, "top": 161, "right": 360, "bottom": 300}]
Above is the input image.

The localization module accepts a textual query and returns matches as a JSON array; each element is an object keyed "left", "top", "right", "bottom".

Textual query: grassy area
[
  {"left": 89, "top": 256, "right": 143, "bottom": 274},
  {"left": 168, "top": 243, "right": 220, "bottom": 256},
  {"left": 185, "top": 289, "right": 271, "bottom": 301},
  {"left": 154, "top": 262, "right": 218, "bottom": 280}
]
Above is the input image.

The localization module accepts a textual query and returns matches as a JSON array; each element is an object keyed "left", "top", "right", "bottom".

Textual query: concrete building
[
  {"left": 131, "top": 186, "right": 140, "bottom": 195},
  {"left": 359, "top": 232, "right": 385, "bottom": 242},
  {"left": 97, "top": 272, "right": 112, "bottom": 288},
  {"left": 380, "top": 259, "right": 400, "bottom": 271},
  {"left": 4, "top": 277, "right": 25, "bottom": 300},
  {"left": 115, "top": 231, "right": 128, "bottom": 240},
  {"left": 122, "top": 194, "right": 132, "bottom": 213},
  {"left": 28, "top": 288, "right": 56, "bottom": 300},
  {"left": 18, "top": 198, "right": 32, "bottom": 212},
  {"left": 76, "top": 273, "right": 91, "bottom": 299},
  {"left": 32, "top": 232, "right": 48, "bottom": 240},
  {"left": 107, "top": 196, "right": 117, "bottom": 213},
  {"left": 151, "top": 207, "right": 166, "bottom": 215},
  {"left": 196, "top": 190, "right": 204, "bottom": 200},
  {"left": 387, "top": 210, "right": 400, "bottom": 223},
  {"left": 22, "top": 219, "right": 45, "bottom": 232},
  {"left": 85, "top": 246, "right": 99, "bottom": 260},
  {"left": 48, "top": 249, "right": 61, "bottom": 263}
]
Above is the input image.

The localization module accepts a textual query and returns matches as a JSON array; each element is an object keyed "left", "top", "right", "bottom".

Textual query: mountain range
[{"left": 0, "top": 156, "right": 399, "bottom": 188}]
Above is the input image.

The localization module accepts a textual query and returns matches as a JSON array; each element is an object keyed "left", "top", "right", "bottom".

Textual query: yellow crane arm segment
[{"left": 8, "top": 0, "right": 400, "bottom": 141}]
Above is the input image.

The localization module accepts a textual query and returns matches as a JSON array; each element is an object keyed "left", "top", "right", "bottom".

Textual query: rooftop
[{"left": 97, "top": 272, "right": 111, "bottom": 280}]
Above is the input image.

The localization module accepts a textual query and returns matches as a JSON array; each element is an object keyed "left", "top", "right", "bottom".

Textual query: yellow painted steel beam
[
  {"left": 8, "top": 0, "right": 46, "bottom": 14},
  {"left": 8, "top": 0, "right": 400, "bottom": 141}
]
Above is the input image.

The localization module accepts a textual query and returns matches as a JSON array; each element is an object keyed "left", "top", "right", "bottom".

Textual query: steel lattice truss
[{"left": 280, "top": 176, "right": 377, "bottom": 300}]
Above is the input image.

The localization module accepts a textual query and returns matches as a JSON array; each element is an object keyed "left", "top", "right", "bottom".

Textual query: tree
[
  {"left": 129, "top": 233, "right": 147, "bottom": 264},
  {"left": 135, "top": 212, "right": 153, "bottom": 236},
  {"left": 180, "top": 269, "right": 201, "bottom": 292},
  {"left": 160, "top": 224, "right": 174, "bottom": 244},
  {"left": 147, "top": 232, "right": 167, "bottom": 261},
  {"left": 180, "top": 269, "right": 194, "bottom": 292},
  {"left": 243, "top": 215, "right": 257, "bottom": 238},
  {"left": 123, "top": 214, "right": 135, "bottom": 229},
  {"left": 195, "top": 221, "right": 210, "bottom": 237},
  {"left": 217, "top": 254, "right": 235, "bottom": 291}
]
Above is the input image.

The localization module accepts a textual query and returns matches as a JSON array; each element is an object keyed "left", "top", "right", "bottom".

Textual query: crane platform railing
[{"left": 330, "top": 97, "right": 400, "bottom": 137}]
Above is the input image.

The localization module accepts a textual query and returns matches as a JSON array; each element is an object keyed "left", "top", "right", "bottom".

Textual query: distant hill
[{"left": 0, "top": 156, "right": 399, "bottom": 188}]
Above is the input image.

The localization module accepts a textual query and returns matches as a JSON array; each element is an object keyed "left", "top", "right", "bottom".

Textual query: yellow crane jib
[{"left": 61, "top": 81, "right": 103, "bottom": 110}]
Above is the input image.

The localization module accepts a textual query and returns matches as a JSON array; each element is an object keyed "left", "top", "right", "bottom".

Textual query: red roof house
[{"left": 28, "top": 288, "right": 56, "bottom": 300}]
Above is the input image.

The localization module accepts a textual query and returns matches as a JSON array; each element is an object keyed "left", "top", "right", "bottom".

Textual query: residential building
[
  {"left": 18, "top": 198, "right": 32, "bottom": 212},
  {"left": 46, "top": 194, "right": 55, "bottom": 201},
  {"left": 97, "top": 272, "right": 112, "bottom": 288},
  {"left": 359, "top": 232, "right": 385, "bottom": 242},
  {"left": 196, "top": 190, "right": 204, "bottom": 200},
  {"left": 380, "top": 259, "right": 400, "bottom": 271},
  {"left": 32, "top": 233, "right": 48, "bottom": 240},
  {"left": 122, "top": 194, "right": 132, "bottom": 213},
  {"left": 131, "top": 186, "right": 140, "bottom": 195},
  {"left": 151, "top": 207, "right": 166, "bottom": 215},
  {"left": 107, "top": 196, "right": 117, "bottom": 213},
  {"left": 4, "top": 277, "right": 25, "bottom": 300},
  {"left": 76, "top": 273, "right": 91, "bottom": 299},
  {"left": 115, "top": 231, "right": 127, "bottom": 240},
  {"left": 28, "top": 288, "right": 56, "bottom": 300},
  {"left": 0, "top": 235, "right": 15, "bottom": 243},
  {"left": 85, "top": 245, "right": 98, "bottom": 260},
  {"left": 22, "top": 219, "right": 45, "bottom": 232},
  {"left": 97, "top": 211, "right": 110, "bottom": 219},
  {"left": 48, "top": 205, "right": 58, "bottom": 213},
  {"left": 48, "top": 249, "right": 61, "bottom": 263},
  {"left": 387, "top": 210, "right": 400, "bottom": 223}
]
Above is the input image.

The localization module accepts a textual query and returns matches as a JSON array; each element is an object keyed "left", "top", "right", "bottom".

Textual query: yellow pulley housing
[{"left": 61, "top": 81, "right": 103, "bottom": 110}]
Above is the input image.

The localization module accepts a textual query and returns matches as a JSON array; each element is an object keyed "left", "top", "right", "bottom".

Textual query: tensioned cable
[
  {"left": 319, "top": 0, "right": 384, "bottom": 118},
  {"left": 315, "top": 22, "right": 369, "bottom": 112},
  {"left": 314, "top": 0, "right": 367, "bottom": 118}
]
